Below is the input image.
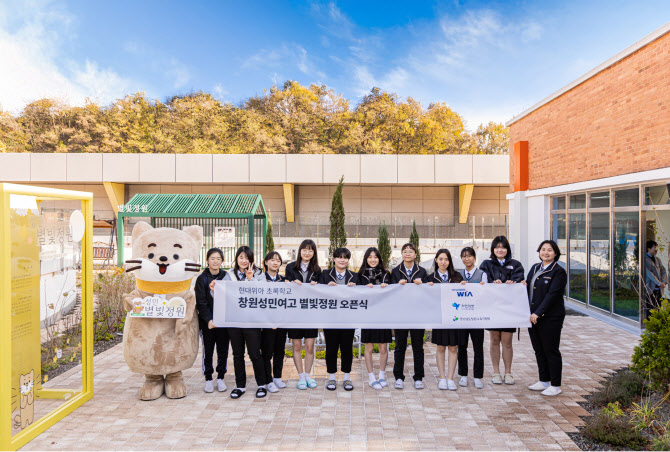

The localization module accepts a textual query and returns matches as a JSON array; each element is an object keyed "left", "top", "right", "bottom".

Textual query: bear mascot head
[{"left": 122, "top": 221, "right": 203, "bottom": 400}]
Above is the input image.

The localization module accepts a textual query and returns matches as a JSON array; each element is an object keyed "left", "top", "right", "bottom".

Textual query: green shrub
[
  {"left": 582, "top": 413, "right": 647, "bottom": 450},
  {"left": 631, "top": 299, "right": 670, "bottom": 392},
  {"left": 590, "top": 369, "right": 646, "bottom": 408},
  {"left": 651, "top": 432, "right": 670, "bottom": 451},
  {"left": 94, "top": 269, "right": 135, "bottom": 342}
]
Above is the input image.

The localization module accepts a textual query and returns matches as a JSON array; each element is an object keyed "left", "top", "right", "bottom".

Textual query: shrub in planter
[
  {"left": 582, "top": 412, "right": 646, "bottom": 450},
  {"left": 94, "top": 269, "right": 135, "bottom": 342},
  {"left": 631, "top": 299, "right": 670, "bottom": 392},
  {"left": 590, "top": 369, "right": 646, "bottom": 408}
]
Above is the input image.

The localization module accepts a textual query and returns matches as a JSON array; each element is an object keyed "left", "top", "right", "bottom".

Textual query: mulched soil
[
  {"left": 45, "top": 334, "right": 123, "bottom": 381},
  {"left": 568, "top": 368, "right": 670, "bottom": 451}
]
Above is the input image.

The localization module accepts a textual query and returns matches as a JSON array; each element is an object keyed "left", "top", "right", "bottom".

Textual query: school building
[
  {"left": 0, "top": 153, "right": 510, "bottom": 264},
  {"left": 507, "top": 22, "right": 670, "bottom": 332}
]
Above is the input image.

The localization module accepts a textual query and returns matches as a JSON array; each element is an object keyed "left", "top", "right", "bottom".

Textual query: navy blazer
[
  {"left": 525, "top": 261, "right": 567, "bottom": 318},
  {"left": 318, "top": 268, "right": 359, "bottom": 285},
  {"left": 390, "top": 262, "right": 428, "bottom": 284}
]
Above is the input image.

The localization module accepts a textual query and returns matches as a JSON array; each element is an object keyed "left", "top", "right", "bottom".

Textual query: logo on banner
[
  {"left": 453, "top": 316, "right": 459, "bottom": 321},
  {"left": 452, "top": 288, "right": 473, "bottom": 297},
  {"left": 452, "top": 301, "right": 475, "bottom": 311}
]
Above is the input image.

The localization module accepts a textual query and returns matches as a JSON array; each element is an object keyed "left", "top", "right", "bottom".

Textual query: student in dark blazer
[
  {"left": 427, "top": 249, "right": 465, "bottom": 391},
  {"left": 319, "top": 247, "right": 358, "bottom": 391},
  {"left": 216, "top": 246, "right": 266, "bottom": 399},
  {"left": 391, "top": 242, "right": 428, "bottom": 390},
  {"left": 284, "top": 239, "right": 321, "bottom": 390},
  {"left": 195, "top": 247, "right": 229, "bottom": 394},
  {"left": 525, "top": 240, "right": 567, "bottom": 397},
  {"left": 479, "top": 235, "right": 524, "bottom": 386},
  {"left": 357, "top": 247, "right": 392, "bottom": 390},
  {"left": 259, "top": 251, "right": 287, "bottom": 394},
  {"left": 456, "top": 247, "right": 487, "bottom": 390}
]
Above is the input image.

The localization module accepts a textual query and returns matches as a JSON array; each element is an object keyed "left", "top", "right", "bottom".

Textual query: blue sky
[{"left": 1, "top": 0, "right": 669, "bottom": 130}]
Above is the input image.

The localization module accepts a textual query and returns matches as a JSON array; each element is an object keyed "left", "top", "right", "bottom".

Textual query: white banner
[{"left": 213, "top": 282, "right": 531, "bottom": 329}]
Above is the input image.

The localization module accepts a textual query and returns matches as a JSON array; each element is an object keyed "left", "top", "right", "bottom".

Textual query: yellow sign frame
[{"left": 0, "top": 183, "right": 94, "bottom": 451}]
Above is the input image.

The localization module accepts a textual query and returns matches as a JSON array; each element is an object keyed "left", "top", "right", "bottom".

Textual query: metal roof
[{"left": 120, "top": 193, "right": 266, "bottom": 217}]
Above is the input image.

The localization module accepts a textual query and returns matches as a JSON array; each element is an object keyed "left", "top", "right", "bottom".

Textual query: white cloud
[
  {"left": 213, "top": 83, "right": 229, "bottom": 99},
  {"left": 167, "top": 58, "right": 190, "bottom": 89},
  {"left": 242, "top": 43, "right": 325, "bottom": 81},
  {"left": 0, "top": 0, "right": 133, "bottom": 112}
]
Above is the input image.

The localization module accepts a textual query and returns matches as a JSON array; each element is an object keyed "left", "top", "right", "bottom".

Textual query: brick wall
[{"left": 509, "top": 31, "right": 670, "bottom": 191}]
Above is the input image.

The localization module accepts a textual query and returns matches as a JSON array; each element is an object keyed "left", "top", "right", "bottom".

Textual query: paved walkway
[{"left": 22, "top": 316, "right": 639, "bottom": 451}]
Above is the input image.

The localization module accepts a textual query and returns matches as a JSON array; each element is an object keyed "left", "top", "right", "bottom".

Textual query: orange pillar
[{"left": 513, "top": 141, "right": 529, "bottom": 192}]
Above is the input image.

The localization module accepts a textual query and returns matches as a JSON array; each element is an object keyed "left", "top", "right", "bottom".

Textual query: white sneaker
[
  {"left": 267, "top": 382, "right": 279, "bottom": 393},
  {"left": 414, "top": 380, "right": 424, "bottom": 390},
  {"left": 474, "top": 378, "right": 483, "bottom": 389},
  {"left": 528, "top": 381, "right": 550, "bottom": 391},
  {"left": 217, "top": 379, "right": 227, "bottom": 392},
  {"left": 541, "top": 386, "right": 562, "bottom": 396},
  {"left": 447, "top": 379, "right": 457, "bottom": 391},
  {"left": 273, "top": 378, "right": 287, "bottom": 389},
  {"left": 369, "top": 380, "right": 382, "bottom": 390},
  {"left": 204, "top": 380, "right": 214, "bottom": 393},
  {"left": 458, "top": 376, "right": 468, "bottom": 387},
  {"left": 395, "top": 379, "right": 404, "bottom": 389},
  {"left": 438, "top": 379, "right": 448, "bottom": 390}
]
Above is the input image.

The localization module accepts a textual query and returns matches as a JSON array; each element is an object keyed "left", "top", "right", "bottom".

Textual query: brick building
[{"left": 507, "top": 22, "right": 670, "bottom": 331}]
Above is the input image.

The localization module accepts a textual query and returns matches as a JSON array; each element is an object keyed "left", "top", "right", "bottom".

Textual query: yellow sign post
[{"left": 0, "top": 183, "right": 94, "bottom": 451}]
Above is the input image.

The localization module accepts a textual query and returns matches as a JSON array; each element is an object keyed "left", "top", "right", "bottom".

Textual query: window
[
  {"left": 644, "top": 185, "right": 670, "bottom": 206},
  {"left": 552, "top": 196, "right": 566, "bottom": 210},
  {"left": 590, "top": 191, "right": 610, "bottom": 208},
  {"left": 613, "top": 212, "right": 639, "bottom": 321},
  {"left": 589, "top": 212, "right": 610, "bottom": 311},
  {"left": 568, "top": 213, "right": 587, "bottom": 303},
  {"left": 569, "top": 194, "right": 586, "bottom": 209},
  {"left": 615, "top": 188, "right": 639, "bottom": 207}
]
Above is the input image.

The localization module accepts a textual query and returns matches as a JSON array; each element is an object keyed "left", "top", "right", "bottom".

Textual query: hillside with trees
[{"left": 0, "top": 81, "right": 508, "bottom": 155}]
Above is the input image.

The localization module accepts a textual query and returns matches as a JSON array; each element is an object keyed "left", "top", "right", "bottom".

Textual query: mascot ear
[
  {"left": 183, "top": 225, "right": 203, "bottom": 248},
  {"left": 132, "top": 221, "right": 153, "bottom": 241}
]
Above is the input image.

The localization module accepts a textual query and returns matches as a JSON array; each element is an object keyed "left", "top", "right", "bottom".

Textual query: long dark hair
[
  {"left": 296, "top": 239, "right": 320, "bottom": 274},
  {"left": 358, "top": 247, "right": 387, "bottom": 276},
  {"left": 432, "top": 248, "right": 459, "bottom": 281},
  {"left": 490, "top": 235, "right": 512, "bottom": 260},
  {"left": 233, "top": 246, "right": 259, "bottom": 273}
]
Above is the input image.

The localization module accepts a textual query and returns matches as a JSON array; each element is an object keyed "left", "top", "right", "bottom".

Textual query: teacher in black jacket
[{"left": 525, "top": 240, "right": 567, "bottom": 397}]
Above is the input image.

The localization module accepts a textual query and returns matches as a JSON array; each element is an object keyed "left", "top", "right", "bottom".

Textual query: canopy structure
[{"left": 116, "top": 193, "right": 267, "bottom": 267}]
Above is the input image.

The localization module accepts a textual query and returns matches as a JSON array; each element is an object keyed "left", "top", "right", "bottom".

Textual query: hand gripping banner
[{"left": 213, "top": 282, "right": 531, "bottom": 329}]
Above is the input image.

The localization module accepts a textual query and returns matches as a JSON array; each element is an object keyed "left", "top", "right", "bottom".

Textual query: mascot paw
[
  {"left": 139, "top": 375, "right": 165, "bottom": 401},
  {"left": 164, "top": 371, "right": 187, "bottom": 399}
]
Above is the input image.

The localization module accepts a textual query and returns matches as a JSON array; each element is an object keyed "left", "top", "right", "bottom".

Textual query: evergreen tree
[
  {"left": 377, "top": 222, "right": 392, "bottom": 268},
  {"left": 265, "top": 210, "right": 275, "bottom": 255},
  {"left": 328, "top": 176, "right": 347, "bottom": 267},
  {"left": 410, "top": 220, "right": 421, "bottom": 262}
]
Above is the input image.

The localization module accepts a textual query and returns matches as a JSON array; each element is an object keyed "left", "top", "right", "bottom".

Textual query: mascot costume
[{"left": 122, "top": 221, "right": 203, "bottom": 400}]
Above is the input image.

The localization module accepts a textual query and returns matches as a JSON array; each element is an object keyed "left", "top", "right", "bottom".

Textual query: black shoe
[
  {"left": 256, "top": 387, "right": 267, "bottom": 398},
  {"left": 230, "top": 388, "right": 245, "bottom": 399}
]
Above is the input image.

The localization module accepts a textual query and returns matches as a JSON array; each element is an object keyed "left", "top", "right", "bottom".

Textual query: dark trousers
[
  {"left": 457, "top": 329, "right": 484, "bottom": 379},
  {"left": 200, "top": 327, "right": 230, "bottom": 380},
  {"left": 393, "top": 329, "right": 425, "bottom": 381},
  {"left": 324, "top": 329, "right": 355, "bottom": 374},
  {"left": 228, "top": 327, "right": 265, "bottom": 388},
  {"left": 273, "top": 328, "right": 288, "bottom": 379},
  {"left": 260, "top": 329, "right": 276, "bottom": 385},
  {"left": 528, "top": 317, "right": 564, "bottom": 387}
]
